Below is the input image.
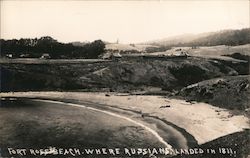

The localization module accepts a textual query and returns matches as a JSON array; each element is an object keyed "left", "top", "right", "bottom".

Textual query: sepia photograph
[{"left": 0, "top": 0, "right": 249, "bottom": 157}]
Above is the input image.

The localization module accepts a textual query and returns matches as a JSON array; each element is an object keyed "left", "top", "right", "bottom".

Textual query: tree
[
  {"left": 0, "top": 37, "right": 106, "bottom": 59},
  {"left": 87, "top": 40, "right": 105, "bottom": 58}
]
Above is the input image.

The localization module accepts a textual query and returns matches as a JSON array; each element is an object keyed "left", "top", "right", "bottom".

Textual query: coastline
[{"left": 1, "top": 91, "right": 249, "bottom": 145}]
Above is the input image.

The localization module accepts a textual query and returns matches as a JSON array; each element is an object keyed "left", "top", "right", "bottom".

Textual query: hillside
[
  {"left": 1, "top": 56, "right": 246, "bottom": 93},
  {"left": 145, "top": 28, "right": 250, "bottom": 47},
  {"left": 143, "top": 32, "right": 212, "bottom": 46},
  {"left": 177, "top": 75, "right": 250, "bottom": 114}
]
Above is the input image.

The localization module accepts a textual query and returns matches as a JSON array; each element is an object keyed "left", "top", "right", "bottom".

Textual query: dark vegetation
[
  {"left": 169, "top": 64, "right": 208, "bottom": 86},
  {"left": 223, "top": 53, "right": 250, "bottom": 75},
  {"left": 0, "top": 36, "right": 105, "bottom": 59},
  {"left": 225, "top": 52, "right": 250, "bottom": 62},
  {"left": 210, "top": 58, "right": 249, "bottom": 75}
]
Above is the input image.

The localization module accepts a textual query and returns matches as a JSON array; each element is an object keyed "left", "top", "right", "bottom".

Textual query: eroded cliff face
[
  {"left": 87, "top": 57, "right": 239, "bottom": 91},
  {"left": 1, "top": 56, "right": 241, "bottom": 92}
]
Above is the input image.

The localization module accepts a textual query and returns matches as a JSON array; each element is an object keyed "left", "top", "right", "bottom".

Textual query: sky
[{"left": 1, "top": 0, "right": 249, "bottom": 43}]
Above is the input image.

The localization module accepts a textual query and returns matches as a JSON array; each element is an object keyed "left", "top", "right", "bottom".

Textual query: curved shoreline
[
  {"left": 67, "top": 99, "right": 198, "bottom": 147},
  {"left": 32, "top": 98, "right": 173, "bottom": 149},
  {"left": 1, "top": 96, "right": 197, "bottom": 149}
]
